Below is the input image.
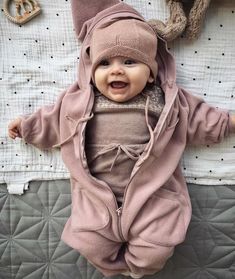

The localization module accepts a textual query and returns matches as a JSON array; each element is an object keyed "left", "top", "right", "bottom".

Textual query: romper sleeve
[
  {"left": 180, "top": 88, "right": 235, "bottom": 145},
  {"left": 19, "top": 90, "right": 66, "bottom": 150}
]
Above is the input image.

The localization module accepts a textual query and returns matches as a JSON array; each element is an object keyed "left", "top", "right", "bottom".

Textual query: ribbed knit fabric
[
  {"left": 185, "top": 0, "right": 211, "bottom": 39},
  {"left": 90, "top": 19, "right": 158, "bottom": 80},
  {"left": 148, "top": 0, "right": 187, "bottom": 42},
  {"left": 148, "top": 0, "right": 211, "bottom": 41}
]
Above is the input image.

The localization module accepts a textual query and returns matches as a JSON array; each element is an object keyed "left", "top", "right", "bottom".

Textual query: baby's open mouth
[{"left": 110, "top": 81, "right": 128, "bottom": 88}]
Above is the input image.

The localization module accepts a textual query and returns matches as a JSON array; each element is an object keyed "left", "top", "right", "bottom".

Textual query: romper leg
[
  {"left": 124, "top": 235, "right": 174, "bottom": 276},
  {"left": 62, "top": 222, "right": 128, "bottom": 277}
]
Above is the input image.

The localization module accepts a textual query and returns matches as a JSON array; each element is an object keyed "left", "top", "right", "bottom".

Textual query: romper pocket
[
  {"left": 133, "top": 188, "right": 186, "bottom": 247},
  {"left": 71, "top": 187, "right": 110, "bottom": 232}
]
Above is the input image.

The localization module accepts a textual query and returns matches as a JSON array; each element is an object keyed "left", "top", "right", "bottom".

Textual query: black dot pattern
[
  {"left": 1, "top": 0, "right": 235, "bottom": 186},
  {"left": 1, "top": 0, "right": 77, "bottom": 177},
  {"left": 168, "top": 2, "right": 235, "bottom": 184}
]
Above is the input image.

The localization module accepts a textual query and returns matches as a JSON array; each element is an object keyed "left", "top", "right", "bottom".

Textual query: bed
[{"left": 1, "top": 0, "right": 235, "bottom": 278}]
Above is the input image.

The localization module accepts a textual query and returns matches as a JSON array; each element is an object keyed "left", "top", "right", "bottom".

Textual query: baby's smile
[{"left": 110, "top": 81, "right": 128, "bottom": 89}]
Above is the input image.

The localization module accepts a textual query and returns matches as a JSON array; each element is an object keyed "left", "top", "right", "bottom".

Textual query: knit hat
[{"left": 90, "top": 19, "right": 158, "bottom": 80}]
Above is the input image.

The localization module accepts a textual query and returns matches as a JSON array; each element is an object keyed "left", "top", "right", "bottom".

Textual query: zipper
[
  {"left": 80, "top": 83, "right": 178, "bottom": 243},
  {"left": 79, "top": 108, "right": 126, "bottom": 242},
  {"left": 116, "top": 206, "right": 126, "bottom": 242},
  {"left": 116, "top": 207, "right": 122, "bottom": 216}
]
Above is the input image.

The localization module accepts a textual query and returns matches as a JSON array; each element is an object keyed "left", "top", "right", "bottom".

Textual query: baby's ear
[{"left": 148, "top": 75, "right": 154, "bottom": 83}]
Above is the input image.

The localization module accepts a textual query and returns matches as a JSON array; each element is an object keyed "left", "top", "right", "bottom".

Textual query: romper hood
[{"left": 71, "top": 0, "right": 177, "bottom": 97}]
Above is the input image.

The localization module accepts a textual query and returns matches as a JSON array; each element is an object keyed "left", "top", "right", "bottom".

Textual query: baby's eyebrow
[
  {"left": 98, "top": 59, "right": 109, "bottom": 65},
  {"left": 124, "top": 59, "right": 137, "bottom": 63}
]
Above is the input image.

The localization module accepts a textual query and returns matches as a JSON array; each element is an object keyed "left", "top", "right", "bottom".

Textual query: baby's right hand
[{"left": 8, "top": 118, "right": 22, "bottom": 139}]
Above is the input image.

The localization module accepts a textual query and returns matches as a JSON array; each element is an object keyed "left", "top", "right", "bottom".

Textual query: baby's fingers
[
  {"left": 8, "top": 127, "right": 19, "bottom": 139},
  {"left": 8, "top": 118, "right": 22, "bottom": 139},
  {"left": 8, "top": 130, "right": 18, "bottom": 139}
]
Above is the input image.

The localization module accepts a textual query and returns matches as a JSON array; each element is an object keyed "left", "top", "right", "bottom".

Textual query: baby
[{"left": 7, "top": 0, "right": 235, "bottom": 278}]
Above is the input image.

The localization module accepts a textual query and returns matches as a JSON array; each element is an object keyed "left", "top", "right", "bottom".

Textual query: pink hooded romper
[{"left": 19, "top": 0, "right": 235, "bottom": 276}]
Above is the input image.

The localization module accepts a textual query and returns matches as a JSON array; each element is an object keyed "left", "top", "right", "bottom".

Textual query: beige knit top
[{"left": 85, "top": 85, "right": 165, "bottom": 203}]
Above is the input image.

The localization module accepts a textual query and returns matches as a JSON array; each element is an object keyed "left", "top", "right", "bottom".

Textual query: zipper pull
[{"left": 116, "top": 207, "right": 122, "bottom": 216}]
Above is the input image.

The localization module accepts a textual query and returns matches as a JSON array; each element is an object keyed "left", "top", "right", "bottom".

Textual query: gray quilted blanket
[{"left": 1, "top": 180, "right": 235, "bottom": 279}]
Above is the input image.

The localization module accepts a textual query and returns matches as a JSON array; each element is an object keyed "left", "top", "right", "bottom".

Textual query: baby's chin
[
  {"left": 106, "top": 94, "right": 135, "bottom": 103},
  {"left": 103, "top": 90, "right": 142, "bottom": 103}
]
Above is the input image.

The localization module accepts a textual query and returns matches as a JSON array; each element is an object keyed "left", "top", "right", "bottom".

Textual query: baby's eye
[
  {"left": 124, "top": 59, "right": 136, "bottom": 65},
  {"left": 98, "top": 60, "right": 109, "bottom": 66}
]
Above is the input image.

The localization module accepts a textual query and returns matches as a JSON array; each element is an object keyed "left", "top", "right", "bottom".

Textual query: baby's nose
[{"left": 110, "top": 63, "right": 124, "bottom": 75}]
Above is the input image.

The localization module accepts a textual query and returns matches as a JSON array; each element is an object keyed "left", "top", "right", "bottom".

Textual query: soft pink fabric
[
  {"left": 71, "top": 0, "right": 119, "bottom": 39},
  {"left": 19, "top": 1, "right": 235, "bottom": 277}
]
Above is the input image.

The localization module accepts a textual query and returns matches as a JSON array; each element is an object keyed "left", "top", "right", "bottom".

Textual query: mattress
[
  {"left": 1, "top": 180, "right": 235, "bottom": 279},
  {"left": 2, "top": 0, "right": 235, "bottom": 195},
  {"left": 2, "top": 0, "right": 235, "bottom": 277}
]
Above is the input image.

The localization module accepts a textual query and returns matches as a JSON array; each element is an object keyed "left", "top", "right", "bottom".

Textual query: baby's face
[{"left": 94, "top": 56, "right": 154, "bottom": 103}]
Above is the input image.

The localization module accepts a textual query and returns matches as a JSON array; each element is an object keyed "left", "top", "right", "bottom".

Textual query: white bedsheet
[{"left": 1, "top": 0, "right": 235, "bottom": 194}]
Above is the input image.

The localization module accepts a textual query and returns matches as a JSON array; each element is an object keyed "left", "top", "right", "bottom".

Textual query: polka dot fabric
[
  {"left": 126, "top": 0, "right": 235, "bottom": 185},
  {"left": 168, "top": 1, "right": 235, "bottom": 185},
  {"left": 1, "top": 0, "right": 77, "bottom": 191},
  {"left": 1, "top": 0, "right": 235, "bottom": 193}
]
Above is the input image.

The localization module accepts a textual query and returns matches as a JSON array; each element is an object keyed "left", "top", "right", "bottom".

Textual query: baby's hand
[{"left": 8, "top": 118, "right": 22, "bottom": 139}]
